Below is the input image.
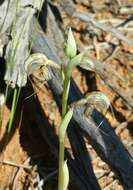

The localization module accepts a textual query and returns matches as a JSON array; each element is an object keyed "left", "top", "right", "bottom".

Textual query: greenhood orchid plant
[{"left": 22, "top": 28, "right": 112, "bottom": 190}]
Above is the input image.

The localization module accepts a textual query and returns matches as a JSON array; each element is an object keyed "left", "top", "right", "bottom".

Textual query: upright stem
[
  {"left": 58, "top": 141, "right": 65, "bottom": 190},
  {"left": 59, "top": 70, "right": 71, "bottom": 190},
  {"left": 62, "top": 76, "right": 70, "bottom": 118},
  {"left": 7, "top": 87, "right": 18, "bottom": 134}
]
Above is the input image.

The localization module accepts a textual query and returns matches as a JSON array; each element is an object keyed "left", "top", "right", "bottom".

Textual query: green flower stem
[
  {"left": 59, "top": 62, "right": 71, "bottom": 190},
  {"left": 15, "top": 87, "right": 21, "bottom": 109},
  {"left": 62, "top": 75, "right": 70, "bottom": 118},
  {"left": 59, "top": 27, "right": 77, "bottom": 190},
  {"left": 58, "top": 108, "right": 73, "bottom": 190},
  {"left": 7, "top": 87, "right": 18, "bottom": 134},
  {"left": 58, "top": 141, "right": 65, "bottom": 190}
]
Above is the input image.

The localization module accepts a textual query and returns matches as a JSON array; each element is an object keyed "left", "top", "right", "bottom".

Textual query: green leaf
[
  {"left": 69, "top": 52, "right": 84, "bottom": 68},
  {"left": 66, "top": 52, "right": 84, "bottom": 78},
  {"left": 65, "top": 28, "right": 77, "bottom": 59},
  {"left": 62, "top": 160, "right": 69, "bottom": 190},
  {"left": 59, "top": 108, "right": 73, "bottom": 142}
]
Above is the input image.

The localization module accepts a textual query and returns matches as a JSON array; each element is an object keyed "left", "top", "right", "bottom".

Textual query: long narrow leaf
[{"left": 59, "top": 108, "right": 73, "bottom": 142}]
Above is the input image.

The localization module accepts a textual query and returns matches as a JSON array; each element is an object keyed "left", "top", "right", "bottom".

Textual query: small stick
[
  {"left": 11, "top": 158, "right": 31, "bottom": 190},
  {"left": 0, "top": 159, "right": 31, "bottom": 170}
]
